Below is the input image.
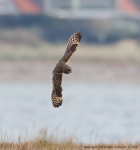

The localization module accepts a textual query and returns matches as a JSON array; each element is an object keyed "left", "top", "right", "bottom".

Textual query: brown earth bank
[{"left": 0, "top": 61, "right": 140, "bottom": 84}]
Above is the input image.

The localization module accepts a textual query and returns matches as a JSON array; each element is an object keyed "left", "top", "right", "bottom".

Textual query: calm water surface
[{"left": 0, "top": 82, "right": 140, "bottom": 143}]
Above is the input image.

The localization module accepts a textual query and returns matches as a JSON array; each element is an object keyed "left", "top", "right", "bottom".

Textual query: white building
[{"left": 43, "top": 0, "right": 119, "bottom": 19}]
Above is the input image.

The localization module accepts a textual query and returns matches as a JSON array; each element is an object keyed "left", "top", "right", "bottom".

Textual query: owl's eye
[{"left": 68, "top": 69, "right": 71, "bottom": 71}]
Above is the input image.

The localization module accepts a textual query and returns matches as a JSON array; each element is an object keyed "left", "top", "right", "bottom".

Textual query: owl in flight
[{"left": 51, "top": 32, "right": 82, "bottom": 108}]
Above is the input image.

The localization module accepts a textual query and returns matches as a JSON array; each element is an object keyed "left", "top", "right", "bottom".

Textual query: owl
[{"left": 51, "top": 32, "right": 82, "bottom": 108}]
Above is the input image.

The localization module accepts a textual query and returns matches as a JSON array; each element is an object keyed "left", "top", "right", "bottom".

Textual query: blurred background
[{"left": 0, "top": 0, "right": 140, "bottom": 144}]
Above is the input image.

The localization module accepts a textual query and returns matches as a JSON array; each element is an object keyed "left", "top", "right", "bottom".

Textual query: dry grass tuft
[
  {"left": 0, "top": 127, "right": 80, "bottom": 150},
  {"left": 0, "top": 128, "right": 139, "bottom": 150}
]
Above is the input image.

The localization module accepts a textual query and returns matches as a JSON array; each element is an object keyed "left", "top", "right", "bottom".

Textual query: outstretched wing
[
  {"left": 52, "top": 73, "right": 63, "bottom": 108},
  {"left": 60, "top": 32, "right": 82, "bottom": 63}
]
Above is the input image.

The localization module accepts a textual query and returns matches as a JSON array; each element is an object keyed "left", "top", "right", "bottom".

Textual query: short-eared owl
[{"left": 52, "top": 32, "right": 82, "bottom": 108}]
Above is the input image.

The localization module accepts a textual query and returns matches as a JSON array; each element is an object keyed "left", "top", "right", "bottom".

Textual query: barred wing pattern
[
  {"left": 60, "top": 32, "right": 82, "bottom": 63},
  {"left": 52, "top": 73, "right": 63, "bottom": 107},
  {"left": 52, "top": 32, "right": 82, "bottom": 108}
]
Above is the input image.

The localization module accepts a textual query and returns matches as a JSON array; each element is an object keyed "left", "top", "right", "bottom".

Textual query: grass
[
  {"left": 0, "top": 128, "right": 139, "bottom": 150},
  {"left": 0, "top": 127, "right": 80, "bottom": 150},
  {"left": 0, "top": 39, "right": 140, "bottom": 62},
  {"left": 0, "top": 141, "right": 139, "bottom": 150}
]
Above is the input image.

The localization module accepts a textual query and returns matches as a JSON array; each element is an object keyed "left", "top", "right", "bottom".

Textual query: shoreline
[{"left": 0, "top": 61, "right": 140, "bottom": 83}]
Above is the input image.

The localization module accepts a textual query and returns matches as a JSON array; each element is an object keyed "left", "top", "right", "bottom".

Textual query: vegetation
[
  {"left": 0, "top": 15, "right": 140, "bottom": 43},
  {"left": 0, "top": 40, "right": 139, "bottom": 62},
  {"left": 0, "top": 127, "right": 79, "bottom": 150},
  {"left": 0, "top": 127, "right": 139, "bottom": 150}
]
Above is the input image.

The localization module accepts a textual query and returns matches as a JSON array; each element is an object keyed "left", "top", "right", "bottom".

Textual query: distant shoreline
[{"left": 0, "top": 61, "right": 140, "bottom": 84}]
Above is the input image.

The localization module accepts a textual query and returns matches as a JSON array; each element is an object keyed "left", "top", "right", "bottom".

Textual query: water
[{"left": 0, "top": 81, "right": 140, "bottom": 143}]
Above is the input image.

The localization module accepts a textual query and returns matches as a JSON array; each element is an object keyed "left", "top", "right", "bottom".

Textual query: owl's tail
[{"left": 51, "top": 89, "right": 63, "bottom": 108}]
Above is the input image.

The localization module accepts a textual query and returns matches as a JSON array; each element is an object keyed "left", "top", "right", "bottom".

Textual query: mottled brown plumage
[{"left": 51, "top": 32, "right": 82, "bottom": 108}]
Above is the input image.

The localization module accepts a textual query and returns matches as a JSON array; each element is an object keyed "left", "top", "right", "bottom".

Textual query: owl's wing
[
  {"left": 60, "top": 32, "right": 82, "bottom": 63},
  {"left": 52, "top": 73, "right": 63, "bottom": 108}
]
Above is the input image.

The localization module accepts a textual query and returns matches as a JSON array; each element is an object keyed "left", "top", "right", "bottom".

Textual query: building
[
  {"left": 43, "top": 0, "right": 140, "bottom": 19},
  {"left": 44, "top": 0, "right": 119, "bottom": 19},
  {"left": 0, "top": 0, "right": 139, "bottom": 17}
]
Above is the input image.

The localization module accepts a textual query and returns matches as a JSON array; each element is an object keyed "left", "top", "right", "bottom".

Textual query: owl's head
[{"left": 64, "top": 67, "right": 72, "bottom": 74}]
